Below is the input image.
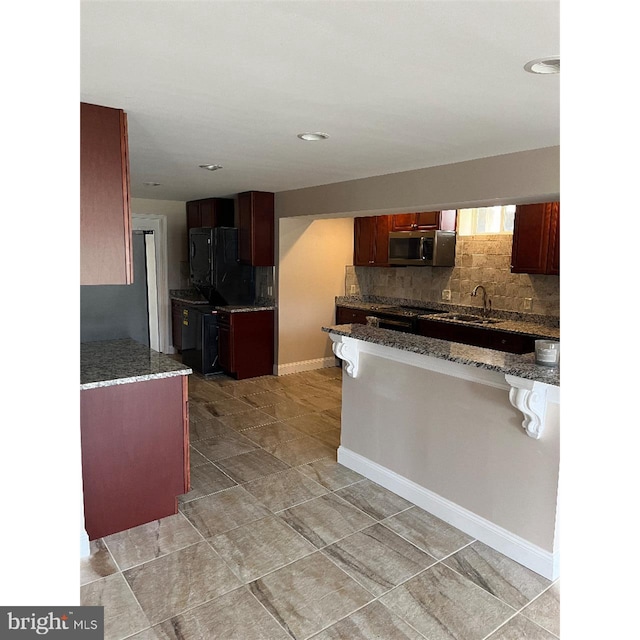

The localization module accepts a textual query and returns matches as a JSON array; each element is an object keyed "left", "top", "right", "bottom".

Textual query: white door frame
[{"left": 132, "top": 214, "right": 170, "bottom": 353}]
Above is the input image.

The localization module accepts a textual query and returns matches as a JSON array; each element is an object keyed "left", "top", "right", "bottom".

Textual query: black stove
[
  {"left": 380, "top": 306, "right": 443, "bottom": 318},
  {"left": 363, "top": 306, "right": 444, "bottom": 333}
]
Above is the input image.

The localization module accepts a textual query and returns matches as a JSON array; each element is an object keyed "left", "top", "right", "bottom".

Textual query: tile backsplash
[{"left": 345, "top": 234, "right": 559, "bottom": 317}]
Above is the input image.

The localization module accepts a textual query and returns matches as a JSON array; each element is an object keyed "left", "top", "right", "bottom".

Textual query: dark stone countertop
[
  {"left": 81, "top": 339, "right": 192, "bottom": 390},
  {"left": 323, "top": 324, "right": 559, "bottom": 387}
]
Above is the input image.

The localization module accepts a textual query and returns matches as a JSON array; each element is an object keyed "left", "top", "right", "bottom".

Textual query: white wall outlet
[
  {"left": 442, "top": 289, "right": 451, "bottom": 301},
  {"left": 350, "top": 285, "right": 357, "bottom": 294},
  {"left": 523, "top": 297, "right": 532, "bottom": 310},
  {"left": 267, "top": 286, "right": 273, "bottom": 296}
]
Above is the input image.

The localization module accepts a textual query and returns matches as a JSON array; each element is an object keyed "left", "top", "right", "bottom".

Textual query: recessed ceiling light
[
  {"left": 524, "top": 57, "right": 560, "bottom": 74},
  {"left": 199, "top": 164, "right": 223, "bottom": 171},
  {"left": 297, "top": 132, "right": 330, "bottom": 141},
  {"left": 143, "top": 181, "right": 162, "bottom": 187}
]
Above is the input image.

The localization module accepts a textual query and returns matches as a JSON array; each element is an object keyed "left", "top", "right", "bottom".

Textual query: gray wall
[
  {"left": 276, "top": 146, "right": 560, "bottom": 219},
  {"left": 80, "top": 232, "right": 150, "bottom": 344},
  {"left": 341, "top": 351, "right": 560, "bottom": 552}
]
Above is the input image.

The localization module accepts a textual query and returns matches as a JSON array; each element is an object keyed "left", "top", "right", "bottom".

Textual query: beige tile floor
[{"left": 80, "top": 366, "right": 560, "bottom": 640}]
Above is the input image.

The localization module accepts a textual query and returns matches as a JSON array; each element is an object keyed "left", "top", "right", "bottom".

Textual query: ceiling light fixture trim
[
  {"left": 199, "top": 164, "right": 223, "bottom": 171},
  {"left": 524, "top": 57, "right": 560, "bottom": 74},
  {"left": 297, "top": 132, "right": 330, "bottom": 141}
]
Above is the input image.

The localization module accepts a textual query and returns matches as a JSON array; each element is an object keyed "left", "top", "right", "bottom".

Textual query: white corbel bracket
[
  {"left": 505, "top": 375, "right": 548, "bottom": 439},
  {"left": 330, "top": 334, "right": 360, "bottom": 378}
]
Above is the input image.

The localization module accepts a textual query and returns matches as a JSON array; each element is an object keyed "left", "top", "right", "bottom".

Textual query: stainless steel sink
[
  {"left": 444, "top": 313, "right": 500, "bottom": 325},
  {"left": 445, "top": 314, "right": 482, "bottom": 321}
]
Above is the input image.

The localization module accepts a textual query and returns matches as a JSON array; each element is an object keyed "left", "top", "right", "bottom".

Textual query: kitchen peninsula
[
  {"left": 323, "top": 323, "right": 560, "bottom": 580},
  {"left": 80, "top": 339, "right": 192, "bottom": 540}
]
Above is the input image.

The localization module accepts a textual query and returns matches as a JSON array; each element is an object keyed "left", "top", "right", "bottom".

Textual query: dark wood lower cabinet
[
  {"left": 80, "top": 375, "right": 190, "bottom": 540},
  {"left": 218, "top": 310, "right": 274, "bottom": 379},
  {"left": 336, "top": 305, "right": 538, "bottom": 354},
  {"left": 335, "top": 306, "right": 369, "bottom": 325},
  {"left": 417, "top": 318, "right": 536, "bottom": 354}
]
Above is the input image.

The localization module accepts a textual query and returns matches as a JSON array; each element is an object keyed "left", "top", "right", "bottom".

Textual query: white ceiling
[{"left": 80, "top": 1, "right": 559, "bottom": 202}]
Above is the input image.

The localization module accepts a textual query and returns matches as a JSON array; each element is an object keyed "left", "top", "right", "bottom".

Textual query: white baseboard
[
  {"left": 276, "top": 357, "right": 339, "bottom": 376},
  {"left": 338, "top": 446, "right": 559, "bottom": 580}
]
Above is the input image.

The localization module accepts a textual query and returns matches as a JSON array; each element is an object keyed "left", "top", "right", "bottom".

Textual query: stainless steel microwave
[{"left": 388, "top": 230, "right": 456, "bottom": 266}]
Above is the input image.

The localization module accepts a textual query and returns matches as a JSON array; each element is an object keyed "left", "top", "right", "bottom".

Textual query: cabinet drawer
[
  {"left": 485, "top": 329, "right": 536, "bottom": 354},
  {"left": 336, "top": 306, "right": 369, "bottom": 325}
]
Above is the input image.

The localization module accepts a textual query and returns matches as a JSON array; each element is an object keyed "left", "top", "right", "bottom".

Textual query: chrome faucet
[{"left": 471, "top": 285, "right": 492, "bottom": 318}]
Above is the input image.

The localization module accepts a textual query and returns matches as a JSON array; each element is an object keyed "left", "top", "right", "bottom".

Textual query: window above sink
[{"left": 457, "top": 205, "right": 515, "bottom": 236}]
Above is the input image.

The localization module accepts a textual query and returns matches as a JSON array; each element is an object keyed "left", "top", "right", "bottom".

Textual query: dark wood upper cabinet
[
  {"left": 389, "top": 210, "right": 457, "bottom": 232},
  {"left": 511, "top": 202, "right": 560, "bottom": 275},
  {"left": 354, "top": 215, "right": 390, "bottom": 266},
  {"left": 547, "top": 203, "right": 560, "bottom": 276},
  {"left": 80, "top": 102, "right": 133, "bottom": 285},
  {"left": 237, "top": 191, "right": 275, "bottom": 266},
  {"left": 186, "top": 198, "right": 234, "bottom": 231}
]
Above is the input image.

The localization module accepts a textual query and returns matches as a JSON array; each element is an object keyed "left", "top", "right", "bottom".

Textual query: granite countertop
[
  {"left": 170, "top": 290, "right": 275, "bottom": 313},
  {"left": 335, "top": 297, "right": 559, "bottom": 340},
  {"left": 217, "top": 305, "right": 275, "bottom": 313},
  {"left": 169, "top": 289, "right": 210, "bottom": 304},
  {"left": 323, "top": 324, "right": 560, "bottom": 387},
  {"left": 81, "top": 339, "right": 192, "bottom": 390}
]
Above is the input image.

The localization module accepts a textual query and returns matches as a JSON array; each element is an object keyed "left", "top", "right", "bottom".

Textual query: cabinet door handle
[{"left": 190, "top": 241, "right": 196, "bottom": 258}]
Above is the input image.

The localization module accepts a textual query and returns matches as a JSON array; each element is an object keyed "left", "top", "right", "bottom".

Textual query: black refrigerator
[{"left": 189, "top": 227, "right": 255, "bottom": 305}]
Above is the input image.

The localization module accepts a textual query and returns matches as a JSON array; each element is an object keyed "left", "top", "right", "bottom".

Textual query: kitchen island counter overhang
[{"left": 323, "top": 324, "right": 560, "bottom": 580}]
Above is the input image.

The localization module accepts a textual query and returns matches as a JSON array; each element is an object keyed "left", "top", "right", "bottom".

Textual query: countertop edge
[
  {"left": 323, "top": 324, "right": 559, "bottom": 387},
  {"left": 81, "top": 368, "right": 192, "bottom": 391}
]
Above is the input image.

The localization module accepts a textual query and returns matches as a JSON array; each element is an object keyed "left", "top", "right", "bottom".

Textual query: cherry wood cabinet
[
  {"left": 217, "top": 309, "right": 274, "bottom": 379},
  {"left": 417, "top": 318, "right": 536, "bottom": 354},
  {"left": 354, "top": 216, "right": 390, "bottom": 266},
  {"left": 511, "top": 202, "right": 560, "bottom": 275},
  {"left": 336, "top": 306, "right": 370, "bottom": 325},
  {"left": 237, "top": 191, "right": 275, "bottom": 266},
  {"left": 186, "top": 198, "right": 234, "bottom": 232},
  {"left": 389, "top": 210, "right": 457, "bottom": 232},
  {"left": 80, "top": 102, "right": 133, "bottom": 285},
  {"left": 80, "top": 375, "right": 190, "bottom": 540}
]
